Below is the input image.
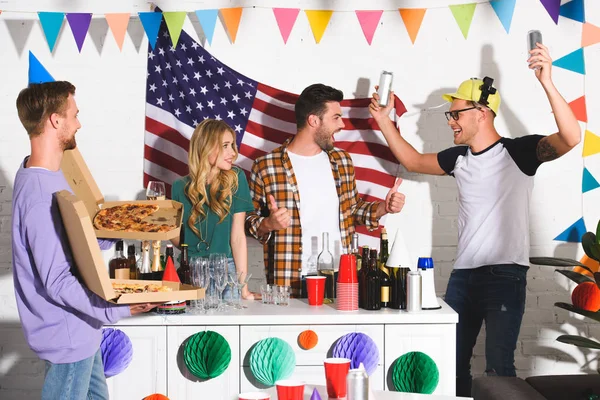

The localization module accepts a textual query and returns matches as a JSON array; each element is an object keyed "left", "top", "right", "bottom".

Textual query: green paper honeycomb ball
[
  {"left": 391, "top": 351, "right": 439, "bottom": 394},
  {"left": 183, "top": 331, "right": 231, "bottom": 380},
  {"left": 250, "top": 337, "right": 296, "bottom": 387}
]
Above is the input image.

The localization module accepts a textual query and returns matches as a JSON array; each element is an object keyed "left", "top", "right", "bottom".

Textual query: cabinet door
[
  {"left": 384, "top": 324, "right": 456, "bottom": 396},
  {"left": 240, "top": 325, "right": 384, "bottom": 392},
  {"left": 106, "top": 325, "right": 167, "bottom": 399},
  {"left": 167, "top": 326, "right": 240, "bottom": 400}
]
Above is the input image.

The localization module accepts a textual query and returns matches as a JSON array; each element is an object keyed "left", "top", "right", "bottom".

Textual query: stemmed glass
[
  {"left": 210, "top": 254, "right": 228, "bottom": 311},
  {"left": 191, "top": 257, "right": 209, "bottom": 313},
  {"left": 146, "top": 181, "right": 166, "bottom": 201},
  {"left": 229, "top": 271, "right": 252, "bottom": 309}
]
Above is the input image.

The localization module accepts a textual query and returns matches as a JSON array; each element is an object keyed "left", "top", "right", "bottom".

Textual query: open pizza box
[
  {"left": 60, "top": 147, "right": 183, "bottom": 241},
  {"left": 56, "top": 190, "right": 204, "bottom": 304}
]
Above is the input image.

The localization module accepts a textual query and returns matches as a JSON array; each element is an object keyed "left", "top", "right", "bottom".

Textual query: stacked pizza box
[{"left": 57, "top": 147, "right": 204, "bottom": 304}]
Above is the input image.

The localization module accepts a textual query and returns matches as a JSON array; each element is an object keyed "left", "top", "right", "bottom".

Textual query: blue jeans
[
  {"left": 444, "top": 264, "right": 528, "bottom": 397},
  {"left": 42, "top": 349, "right": 108, "bottom": 400}
]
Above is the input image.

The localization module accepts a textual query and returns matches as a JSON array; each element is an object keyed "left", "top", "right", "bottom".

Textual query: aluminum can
[
  {"left": 377, "top": 71, "right": 393, "bottom": 107},
  {"left": 347, "top": 368, "right": 368, "bottom": 400},
  {"left": 407, "top": 270, "right": 422, "bottom": 312}
]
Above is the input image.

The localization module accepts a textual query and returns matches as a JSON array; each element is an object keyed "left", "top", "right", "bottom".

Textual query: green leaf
[
  {"left": 530, "top": 257, "right": 593, "bottom": 273},
  {"left": 596, "top": 220, "right": 600, "bottom": 244},
  {"left": 557, "top": 335, "right": 600, "bottom": 350},
  {"left": 556, "top": 269, "right": 594, "bottom": 284},
  {"left": 582, "top": 232, "right": 600, "bottom": 261},
  {"left": 555, "top": 302, "right": 600, "bottom": 323}
]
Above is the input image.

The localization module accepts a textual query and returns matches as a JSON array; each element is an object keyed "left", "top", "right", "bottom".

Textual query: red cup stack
[{"left": 336, "top": 254, "right": 358, "bottom": 311}]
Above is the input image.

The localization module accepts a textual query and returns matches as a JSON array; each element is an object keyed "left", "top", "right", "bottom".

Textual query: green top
[{"left": 171, "top": 167, "right": 254, "bottom": 259}]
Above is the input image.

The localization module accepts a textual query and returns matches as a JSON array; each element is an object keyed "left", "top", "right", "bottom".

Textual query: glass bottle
[
  {"left": 364, "top": 249, "right": 381, "bottom": 310},
  {"left": 358, "top": 246, "right": 369, "bottom": 309},
  {"left": 351, "top": 233, "right": 361, "bottom": 270},
  {"left": 177, "top": 244, "right": 192, "bottom": 285},
  {"left": 109, "top": 240, "right": 129, "bottom": 280},
  {"left": 151, "top": 240, "right": 163, "bottom": 281},
  {"left": 379, "top": 229, "right": 391, "bottom": 308},
  {"left": 127, "top": 244, "right": 138, "bottom": 280},
  {"left": 138, "top": 241, "right": 154, "bottom": 280},
  {"left": 301, "top": 236, "right": 319, "bottom": 298},
  {"left": 317, "top": 232, "right": 336, "bottom": 302}
]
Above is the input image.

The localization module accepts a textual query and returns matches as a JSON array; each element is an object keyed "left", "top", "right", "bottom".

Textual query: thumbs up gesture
[
  {"left": 385, "top": 178, "right": 405, "bottom": 214},
  {"left": 266, "top": 194, "right": 291, "bottom": 232}
]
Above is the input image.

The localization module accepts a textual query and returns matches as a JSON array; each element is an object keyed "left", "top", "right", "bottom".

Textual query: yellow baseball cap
[{"left": 442, "top": 77, "right": 501, "bottom": 115}]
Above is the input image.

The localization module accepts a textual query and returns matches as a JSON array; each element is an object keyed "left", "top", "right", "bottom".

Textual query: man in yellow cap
[{"left": 369, "top": 43, "right": 580, "bottom": 396}]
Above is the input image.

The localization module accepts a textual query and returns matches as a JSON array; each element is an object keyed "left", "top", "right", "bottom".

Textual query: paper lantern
[
  {"left": 249, "top": 338, "right": 296, "bottom": 386},
  {"left": 572, "top": 281, "right": 600, "bottom": 311},
  {"left": 298, "top": 330, "right": 318, "bottom": 350},
  {"left": 391, "top": 351, "right": 439, "bottom": 394},
  {"left": 100, "top": 328, "right": 133, "bottom": 378},
  {"left": 183, "top": 331, "right": 231, "bottom": 380},
  {"left": 143, "top": 394, "right": 169, "bottom": 400},
  {"left": 331, "top": 332, "right": 379, "bottom": 375}
]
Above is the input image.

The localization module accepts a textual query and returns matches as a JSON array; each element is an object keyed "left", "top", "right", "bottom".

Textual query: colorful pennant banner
[
  {"left": 449, "top": 3, "right": 477, "bottom": 39},
  {"left": 582, "top": 168, "right": 600, "bottom": 194},
  {"left": 540, "top": 0, "right": 561, "bottom": 24},
  {"left": 139, "top": 12, "right": 162, "bottom": 49},
  {"left": 220, "top": 8, "right": 243, "bottom": 43},
  {"left": 305, "top": 10, "right": 333, "bottom": 44},
  {"left": 105, "top": 13, "right": 130, "bottom": 51},
  {"left": 38, "top": 12, "right": 64, "bottom": 52},
  {"left": 560, "top": 0, "right": 585, "bottom": 23},
  {"left": 399, "top": 8, "right": 426, "bottom": 44},
  {"left": 553, "top": 48, "right": 585, "bottom": 75},
  {"left": 569, "top": 96, "right": 588, "bottom": 123},
  {"left": 65, "top": 13, "right": 92, "bottom": 52},
  {"left": 490, "top": 0, "right": 516, "bottom": 33},
  {"left": 195, "top": 9, "right": 219, "bottom": 45},
  {"left": 582, "top": 23, "right": 600, "bottom": 48},
  {"left": 273, "top": 8, "right": 300, "bottom": 44},
  {"left": 583, "top": 131, "right": 600, "bottom": 158},
  {"left": 554, "top": 217, "right": 586, "bottom": 243},
  {"left": 163, "top": 12, "right": 187, "bottom": 47},
  {"left": 355, "top": 10, "right": 383, "bottom": 45}
]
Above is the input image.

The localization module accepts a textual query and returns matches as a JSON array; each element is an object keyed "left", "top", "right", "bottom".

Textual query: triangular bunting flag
[
  {"left": 449, "top": 3, "right": 477, "bottom": 39},
  {"left": 355, "top": 11, "right": 383, "bottom": 45},
  {"left": 38, "top": 12, "right": 64, "bottom": 52},
  {"left": 540, "top": 0, "right": 561, "bottom": 24},
  {"left": 163, "top": 12, "right": 187, "bottom": 47},
  {"left": 560, "top": 0, "right": 585, "bottom": 23},
  {"left": 554, "top": 217, "right": 586, "bottom": 242},
  {"left": 273, "top": 8, "right": 300, "bottom": 44},
  {"left": 490, "top": 0, "right": 516, "bottom": 33},
  {"left": 583, "top": 130, "right": 600, "bottom": 157},
  {"left": 582, "top": 23, "right": 600, "bottom": 48},
  {"left": 553, "top": 48, "right": 585, "bottom": 74},
  {"left": 28, "top": 51, "right": 55, "bottom": 85},
  {"left": 196, "top": 9, "right": 219, "bottom": 45},
  {"left": 220, "top": 8, "right": 243, "bottom": 44},
  {"left": 582, "top": 168, "right": 600, "bottom": 193},
  {"left": 139, "top": 12, "right": 163, "bottom": 50},
  {"left": 569, "top": 96, "right": 587, "bottom": 123},
  {"left": 65, "top": 13, "right": 92, "bottom": 52},
  {"left": 105, "top": 13, "right": 130, "bottom": 51},
  {"left": 305, "top": 10, "right": 333, "bottom": 44},
  {"left": 399, "top": 9, "right": 426, "bottom": 44}
]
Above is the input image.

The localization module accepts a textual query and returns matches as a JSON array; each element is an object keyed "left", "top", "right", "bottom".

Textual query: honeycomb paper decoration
[
  {"left": 298, "top": 330, "right": 318, "bottom": 350},
  {"left": 183, "top": 331, "right": 231, "bottom": 380},
  {"left": 143, "top": 394, "right": 169, "bottom": 400},
  {"left": 391, "top": 351, "right": 439, "bottom": 394},
  {"left": 100, "top": 328, "right": 133, "bottom": 378},
  {"left": 572, "top": 281, "right": 600, "bottom": 311},
  {"left": 332, "top": 332, "right": 379, "bottom": 375},
  {"left": 249, "top": 337, "right": 296, "bottom": 386}
]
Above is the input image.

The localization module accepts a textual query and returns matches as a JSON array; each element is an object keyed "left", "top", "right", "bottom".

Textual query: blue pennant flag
[
  {"left": 195, "top": 10, "right": 219, "bottom": 45},
  {"left": 583, "top": 168, "right": 600, "bottom": 193},
  {"left": 38, "top": 12, "right": 65, "bottom": 52},
  {"left": 554, "top": 217, "right": 587, "bottom": 243},
  {"left": 553, "top": 48, "right": 585, "bottom": 75},
  {"left": 490, "top": 0, "right": 516, "bottom": 33},
  {"left": 560, "top": 0, "right": 585, "bottom": 23},
  {"left": 139, "top": 12, "right": 163, "bottom": 49},
  {"left": 28, "top": 51, "right": 55, "bottom": 85}
]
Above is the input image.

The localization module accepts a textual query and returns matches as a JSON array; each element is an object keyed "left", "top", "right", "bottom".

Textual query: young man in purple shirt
[{"left": 12, "top": 81, "right": 157, "bottom": 399}]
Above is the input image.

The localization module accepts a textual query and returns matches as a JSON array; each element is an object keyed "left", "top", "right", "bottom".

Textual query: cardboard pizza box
[
  {"left": 56, "top": 190, "right": 204, "bottom": 304},
  {"left": 60, "top": 147, "right": 183, "bottom": 240}
]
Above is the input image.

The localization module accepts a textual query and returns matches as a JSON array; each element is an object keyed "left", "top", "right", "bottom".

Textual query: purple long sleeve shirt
[{"left": 11, "top": 158, "right": 131, "bottom": 364}]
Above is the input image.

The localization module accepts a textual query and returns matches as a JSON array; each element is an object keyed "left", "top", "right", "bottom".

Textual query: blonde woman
[{"left": 171, "top": 119, "right": 255, "bottom": 300}]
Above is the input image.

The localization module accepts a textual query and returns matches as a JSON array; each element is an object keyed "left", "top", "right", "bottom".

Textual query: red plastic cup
[
  {"left": 338, "top": 254, "right": 357, "bottom": 283},
  {"left": 275, "top": 380, "right": 304, "bottom": 400},
  {"left": 306, "top": 276, "right": 326, "bottom": 306},
  {"left": 324, "top": 357, "right": 351, "bottom": 398},
  {"left": 239, "top": 392, "right": 270, "bottom": 400}
]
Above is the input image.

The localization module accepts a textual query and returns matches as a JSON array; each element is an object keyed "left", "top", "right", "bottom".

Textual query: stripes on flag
[{"left": 144, "top": 18, "right": 406, "bottom": 243}]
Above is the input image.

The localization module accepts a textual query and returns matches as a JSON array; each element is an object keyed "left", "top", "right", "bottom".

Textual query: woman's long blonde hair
[{"left": 185, "top": 119, "right": 239, "bottom": 240}]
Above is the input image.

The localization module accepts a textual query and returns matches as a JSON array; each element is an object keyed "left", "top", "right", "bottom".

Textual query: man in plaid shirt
[{"left": 246, "top": 84, "right": 405, "bottom": 297}]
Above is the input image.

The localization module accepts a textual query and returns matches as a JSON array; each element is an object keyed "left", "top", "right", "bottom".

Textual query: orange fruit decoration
[
  {"left": 572, "top": 281, "right": 600, "bottom": 312},
  {"left": 573, "top": 254, "right": 600, "bottom": 278},
  {"left": 298, "top": 330, "right": 318, "bottom": 350},
  {"left": 143, "top": 394, "right": 169, "bottom": 400}
]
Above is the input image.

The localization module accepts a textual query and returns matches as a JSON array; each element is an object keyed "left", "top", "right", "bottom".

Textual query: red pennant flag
[{"left": 569, "top": 96, "right": 587, "bottom": 123}]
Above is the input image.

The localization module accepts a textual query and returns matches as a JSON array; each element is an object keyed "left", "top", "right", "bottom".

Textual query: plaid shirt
[{"left": 245, "top": 138, "right": 380, "bottom": 296}]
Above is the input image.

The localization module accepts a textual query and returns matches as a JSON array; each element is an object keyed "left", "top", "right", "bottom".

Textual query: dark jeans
[{"left": 444, "top": 264, "right": 528, "bottom": 397}]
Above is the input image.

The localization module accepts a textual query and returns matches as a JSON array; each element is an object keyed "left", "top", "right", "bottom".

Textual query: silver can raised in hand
[{"left": 377, "top": 71, "right": 393, "bottom": 107}]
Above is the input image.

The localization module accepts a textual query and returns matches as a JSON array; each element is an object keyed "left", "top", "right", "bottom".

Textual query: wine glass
[
  {"left": 229, "top": 271, "right": 252, "bottom": 309},
  {"left": 146, "top": 181, "right": 166, "bottom": 201}
]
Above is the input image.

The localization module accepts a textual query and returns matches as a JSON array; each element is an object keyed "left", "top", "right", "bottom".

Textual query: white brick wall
[{"left": 1, "top": 0, "right": 600, "bottom": 397}]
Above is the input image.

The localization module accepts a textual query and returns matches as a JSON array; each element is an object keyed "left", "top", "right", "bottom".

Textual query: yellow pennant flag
[
  {"left": 399, "top": 8, "right": 426, "bottom": 44},
  {"left": 305, "top": 10, "right": 333, "bottom": 44},
  {"left": 221, "top": 8, "right": 243, "bottom": 43},
  {"left": 163, "top": 12, "right": 187, "bottom": 47},
  {"left": 583, "top": 130, "right": 600, "bottom": 158},
  {"left": 449, "top": 3, "right": 477, "bottom": 39}
]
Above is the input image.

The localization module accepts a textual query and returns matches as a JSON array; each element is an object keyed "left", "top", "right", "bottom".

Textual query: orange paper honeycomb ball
[
  {"left": 572, "top": 281, "right": 600, "bottom": 312},
  {"left": 573, "top": 254, "right": 600, "bottom": 278},
  {"left": 143, "top": 394, "right": 169, "bottom": 400},
  {"left": 298, "top": 330, "right": 318, "bottom": 350}
]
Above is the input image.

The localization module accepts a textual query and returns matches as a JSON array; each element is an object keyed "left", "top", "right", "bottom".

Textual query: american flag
[{"left": 144, "top": 21, "right": 406, "bottom": 245}]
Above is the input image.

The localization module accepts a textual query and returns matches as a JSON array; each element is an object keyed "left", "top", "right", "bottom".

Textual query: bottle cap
[{"left": 417, "top": 257, "right": 434, "bottom": 269}]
